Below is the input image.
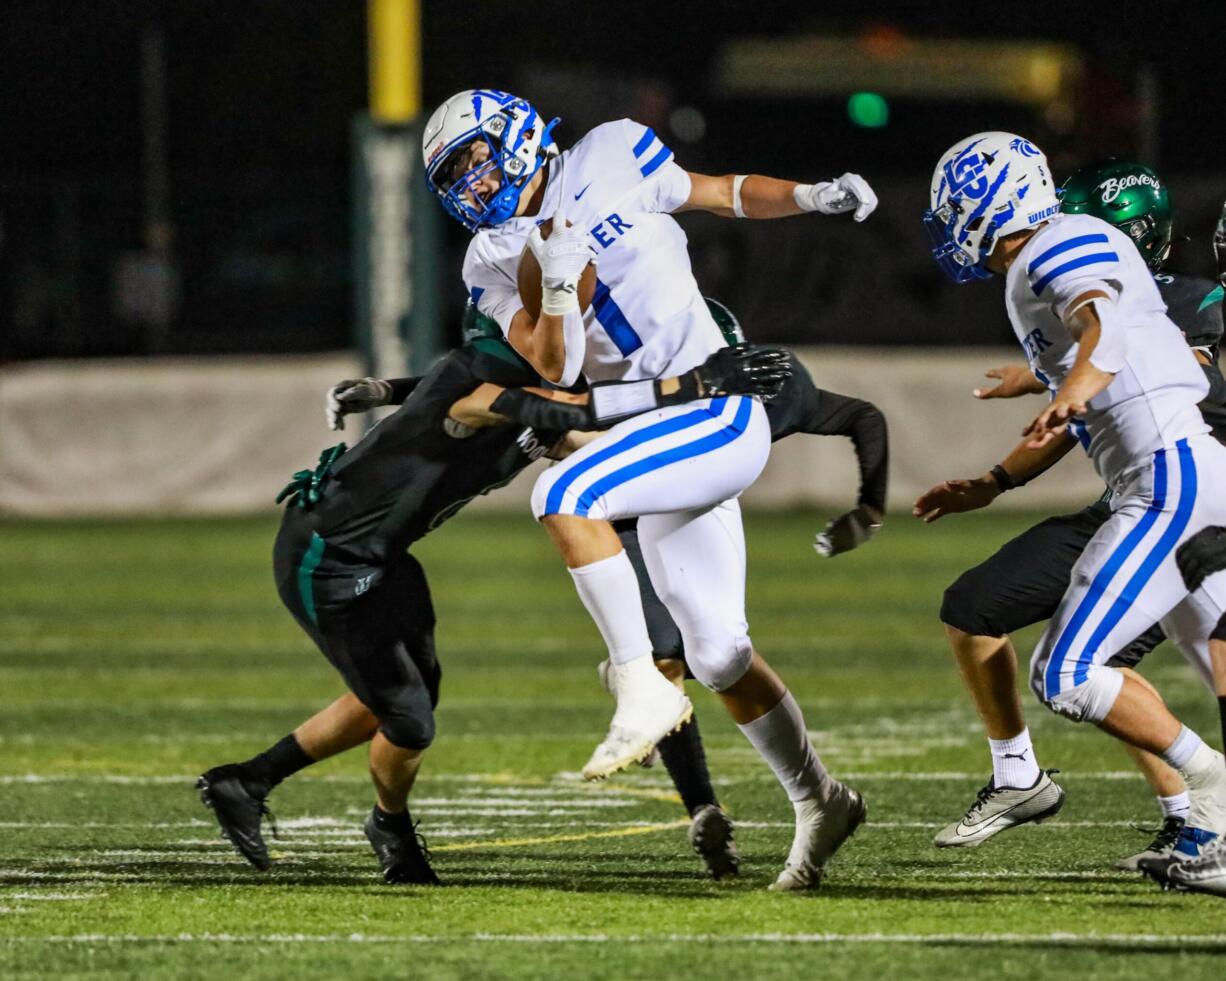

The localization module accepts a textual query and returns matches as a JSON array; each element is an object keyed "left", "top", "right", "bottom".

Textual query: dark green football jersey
[
  {"left": 299, "top": 347, "right": 563, "bottom": 565},
  {"left": 1156, "top": 271, "right": 1226, "bottom": 440}
]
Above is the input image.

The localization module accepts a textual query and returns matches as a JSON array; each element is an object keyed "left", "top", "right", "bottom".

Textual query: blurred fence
[
  {"left": 0, "top": 347, "right": 1112, "bottom": 517},
  {"left": 3, "top": 174, "right": 1221, "bottom": 362},
  {"left": 0, "top": 172, "right": 350, "bottom": 361}
]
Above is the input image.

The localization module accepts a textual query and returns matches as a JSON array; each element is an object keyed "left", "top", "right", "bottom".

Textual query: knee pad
[
  {"left": 1035, "top": 663, "right": 1124, "bottom": 724},
  {"left": 376, "top": 686, "right": 436, "bottom": 751},
  {"left": 683, "top": 621, "right": 753, "bottom": 692},
  {"left": 940, "top": 573, "right": 1002, "bottom": 637},
  {"left": 1176, "top": 525, "right": 1226, "bottom": 593}
]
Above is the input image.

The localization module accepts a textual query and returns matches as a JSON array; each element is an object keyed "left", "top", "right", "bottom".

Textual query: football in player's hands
[
  {"left": 518, "top": 217, "right": 597, "bottom": 319},
  {"left": 813, "top": 506, "right": 882, "bottom": 557}
]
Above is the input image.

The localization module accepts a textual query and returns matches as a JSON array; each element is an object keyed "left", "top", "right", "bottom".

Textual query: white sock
[
  {"left": 568, "top": 551, "right": 652, "bottom": 665},
  {"left": 737, "top": 692, "right": 830, "bottom": 803},
  {"left": 988, "top": 728, "right": 1040, "bottom": 789},
  {"left": 1161, "top": 725, "right": 1205, "bottom": 771},
  {"left": 1158, "top": 791, "right": 1191, "bottom": 820}
]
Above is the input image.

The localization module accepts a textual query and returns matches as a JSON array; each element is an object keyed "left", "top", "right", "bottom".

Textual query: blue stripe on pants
[
  {"left": 1069, "top": 439, "right": 1198, "bottom": 687},
  {"left": 544, "top": 399, "right": 729, "bottom": 516},
  {"left": 573, "top": 397, "right": 754, "bottom": 517},
  {"left": 1043, "top": 448, "right": 1169, "bottom": 699}
]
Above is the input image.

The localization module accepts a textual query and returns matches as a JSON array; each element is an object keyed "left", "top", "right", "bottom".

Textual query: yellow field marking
[{"left": 433, "top": 819, "right": 689, "bottom": 853}]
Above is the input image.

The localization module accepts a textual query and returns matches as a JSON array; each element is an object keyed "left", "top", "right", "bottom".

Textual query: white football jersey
[
  {"left": 461, "top": 119, "right": 725, "bottom": 383},
  {"left": 1005, "top": 213, "right": 1209, "bottom": 487}
]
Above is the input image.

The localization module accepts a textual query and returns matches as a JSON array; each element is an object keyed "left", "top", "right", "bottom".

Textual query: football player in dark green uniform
[
  {"left": 198, "top": 303, "right": 888, "bottom": 884},
  {"left": 915, "top": 162, "right": 1226, "bottom": 868}
]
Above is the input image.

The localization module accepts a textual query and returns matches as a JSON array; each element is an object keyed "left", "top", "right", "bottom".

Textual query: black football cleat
[
  {"left": 197, "top": 764, "right": 274, "bottom": 871},
  {"left": 363, "top": 808, "right": 441, "bottom": 885}
]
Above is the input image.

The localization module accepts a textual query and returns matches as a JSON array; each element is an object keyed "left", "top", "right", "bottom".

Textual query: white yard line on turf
[
  {"left": 3, "top": 893, "right": 101, "bottom": 900},
  {"left": 4, "top": 932, "right": 1226, "bottom": 947},
  {"left": 0, "top": 771, "right": 1149, "bottom": 785},
  {"left": 0, "top": 817, "right": 1154, "bottom": 831}
]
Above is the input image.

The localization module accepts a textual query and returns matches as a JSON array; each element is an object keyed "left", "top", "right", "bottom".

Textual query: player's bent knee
[
  {"left": 685, "top": 631, "right": 753, "bottom": 692},
  {"left": 375, "top": 689, "right": 437, "bottom": 751},
  {"left": 1035, "top": 664, "right": 1125, "bottom": 724}
]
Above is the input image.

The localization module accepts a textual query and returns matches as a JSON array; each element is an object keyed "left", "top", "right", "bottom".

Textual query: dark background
[{"left": 2, "top": 0, "right": 1223, "bottom": 360}]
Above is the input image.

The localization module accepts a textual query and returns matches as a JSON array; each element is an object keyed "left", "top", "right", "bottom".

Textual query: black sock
[
  {"left": 657, "top": 716, "right": 718, "bottom": 816},
  {"left": 373, "top": 805, "right": 414, "bottom": 834},
  {"left": 241, "top": 734, "right": 314, "bottom": 795},
  {"left": 1219, "top": 697, "right": 1226, "bottom": 765}
]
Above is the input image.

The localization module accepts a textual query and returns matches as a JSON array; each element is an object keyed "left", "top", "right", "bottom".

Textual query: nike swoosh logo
[
  {"left": 954, "top": 796, "right": 1038, "bottom": 836},
  {"left": 574, "top": 182, "right": 593, "bottom": 201}
]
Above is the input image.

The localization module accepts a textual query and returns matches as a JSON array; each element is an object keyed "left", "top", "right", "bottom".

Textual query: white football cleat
[
  {"left": 1163, "top": 836, "right": 1226, "bottom": 897},
  {"left": 596, "top": 658, "right": 662, "bottom": 768},
  {"left": 932, "top": 770, "right": 1065, "bottom": 848},
  {"left": 1114, "top": 816, "right": 1185, "bottom": 872},
  {"left": 688, "top": 804, "right": 739, "bottom": 880},
  {"left": 582, "top": 663, "right": 692, "bottom": 781},
  {"left": 769, "top": 782, "right": 865, "bottom": 891}
]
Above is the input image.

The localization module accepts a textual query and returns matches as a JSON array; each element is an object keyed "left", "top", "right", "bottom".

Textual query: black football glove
[
  {"left": 695, "top": 344, "right": 792, "bottom": 400},
  {"left": 325, "top": 377, "right": 394, "bottom": 431},
  {"left": 1176, "top": 525, "right": 1226, "bottom": 592}
]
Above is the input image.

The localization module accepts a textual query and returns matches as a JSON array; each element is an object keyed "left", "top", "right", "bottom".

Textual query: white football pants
[
  {"left": 1030, "top": 435, "right": 1226, "bottom": 722},
  {"left": 532, "top": 395, "right": 771, "bottom": 690}
]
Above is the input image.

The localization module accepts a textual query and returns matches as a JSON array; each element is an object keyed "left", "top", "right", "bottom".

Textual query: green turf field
[{"left": 2, "top": 511, "right": 1225, "bottom": 979}]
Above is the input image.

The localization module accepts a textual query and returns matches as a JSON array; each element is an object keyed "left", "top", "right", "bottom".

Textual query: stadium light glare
[{"left": 847, "top": 91, "right": 889, "bottom": 128}]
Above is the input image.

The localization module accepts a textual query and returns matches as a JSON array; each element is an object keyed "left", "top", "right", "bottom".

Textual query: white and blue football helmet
[
  {"left": 923, "top": 132, "right": 1060, "bottom": 282},
  {"left": 422, "top": 89, "right": 559, "bottom": 232}
]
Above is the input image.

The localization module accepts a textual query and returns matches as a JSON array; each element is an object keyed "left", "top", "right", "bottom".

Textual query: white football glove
[
  {"left": 325, "top": 377, "right": 393, "bottom": 431},
  {"left": 795, "top": 173, "right": 878, "bottom": 222},
  {"left": 527, "top": 213, "right": 595, "bottom": 314},
  {"left": 813, "top": 506, "right": 882, "bottom": 558}
]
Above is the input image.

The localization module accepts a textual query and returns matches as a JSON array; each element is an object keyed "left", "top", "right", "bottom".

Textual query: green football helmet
[
  {"left": 705, "top": 297, "right": 746, "bottom": 345},
  {"left": 460, "top": 301, "right": 534, "bottom": 373},
  {"left": 1060, "top": 160, "right": 1173, "bottom": 270}
]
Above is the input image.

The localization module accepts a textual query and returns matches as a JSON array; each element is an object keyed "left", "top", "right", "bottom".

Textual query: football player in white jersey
[
  {"left": 422, "top": 88, "right": 878, "bottom": 889},
  {"left": 922, "top": 132, "right": 1226, "bottom": 855}
]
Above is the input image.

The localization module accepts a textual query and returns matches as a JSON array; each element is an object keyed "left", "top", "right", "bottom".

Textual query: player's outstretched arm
[
  {"left": 446, "top": 346, "right": 791, "bottom": 433},
  {"left": 793, "top": 386, "right": 890, "bottom": 557},
  {"left": 679, "top": 172, "right": 877, "bottom": 222},
  {"left": 912, "top": 431, "right": 1078, "bottom": 523}
]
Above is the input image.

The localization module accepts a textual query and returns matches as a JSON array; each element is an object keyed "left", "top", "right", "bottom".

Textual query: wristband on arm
[
  {"left": 990, "top": 464, "right": 1016, "bottom": 493},
  {"left": 489, "top": 388, "right": 595, "bottom": 432},
  {"left": 731, "top": 175, "right": 748, "bottom": 218}
]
